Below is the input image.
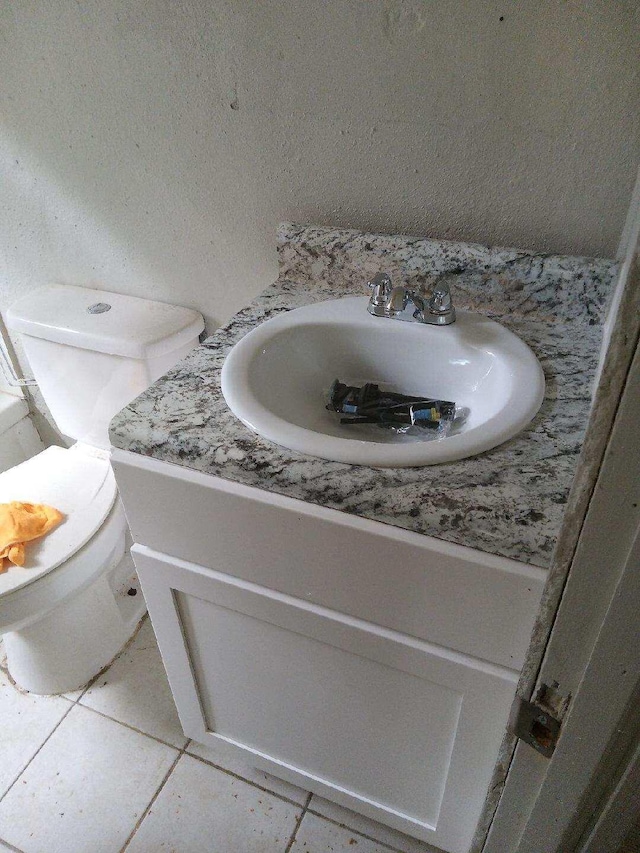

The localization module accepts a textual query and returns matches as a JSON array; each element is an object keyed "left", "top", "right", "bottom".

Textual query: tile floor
[{"left": 0, "top": 617, "right": 439, "bottom": 853}]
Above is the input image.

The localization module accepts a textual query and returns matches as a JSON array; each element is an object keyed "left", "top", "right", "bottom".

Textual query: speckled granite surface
[{"left": 110, "top": 224, "right": 617, "bottom": 569}]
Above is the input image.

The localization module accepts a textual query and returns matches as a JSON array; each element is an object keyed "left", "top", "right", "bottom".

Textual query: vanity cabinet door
[{"left": 134, "top": 545, "right": 517, "bottom": 853}]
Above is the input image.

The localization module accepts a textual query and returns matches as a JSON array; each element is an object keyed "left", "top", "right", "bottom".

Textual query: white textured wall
[{"left": 1, "top": 0, "right": 639, "bottom": 339}]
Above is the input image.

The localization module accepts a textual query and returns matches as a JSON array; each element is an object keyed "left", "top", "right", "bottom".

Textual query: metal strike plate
[{"left": 510, "top": 694, "right": 562, "bottom": 758}]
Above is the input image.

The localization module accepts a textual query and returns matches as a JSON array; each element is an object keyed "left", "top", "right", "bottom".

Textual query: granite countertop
[{"left": 110, "top": 224, "right": 617, "bottom": 570}]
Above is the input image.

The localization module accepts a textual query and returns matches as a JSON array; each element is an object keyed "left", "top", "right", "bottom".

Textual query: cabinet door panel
[
  {"left": 134, "top": 545, "right": 517, "bottom": 853},
  {"left": 180, "top": 592, "right": 461, "bottom": 826}
]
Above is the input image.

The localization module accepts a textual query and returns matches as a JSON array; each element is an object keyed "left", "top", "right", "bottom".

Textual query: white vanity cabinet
[{"left": 112, "top": 450, "right": 546, "bottom": 853}]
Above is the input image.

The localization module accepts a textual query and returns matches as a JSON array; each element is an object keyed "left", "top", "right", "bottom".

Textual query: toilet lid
[{"left": 0, "top": 446, "right": 117, "bottom": 597}]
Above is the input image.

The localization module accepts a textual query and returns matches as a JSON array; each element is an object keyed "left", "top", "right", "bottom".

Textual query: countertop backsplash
[{"left": 277, "top": 223, "right": 615, "bottom": 325}]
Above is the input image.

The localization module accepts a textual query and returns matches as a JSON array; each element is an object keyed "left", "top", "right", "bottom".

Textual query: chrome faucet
[{"left": 367, "top": 272, "right": 456, "bottom": 326}]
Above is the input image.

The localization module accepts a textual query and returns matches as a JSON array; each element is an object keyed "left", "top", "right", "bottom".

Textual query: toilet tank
[{"left": 6, "top": 285, "right": 204, "bottom": 450}]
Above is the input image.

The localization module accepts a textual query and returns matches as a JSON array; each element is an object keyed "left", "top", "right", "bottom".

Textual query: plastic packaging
[{"left": 326, "top": 379, "right": 462, "bottom": 440}]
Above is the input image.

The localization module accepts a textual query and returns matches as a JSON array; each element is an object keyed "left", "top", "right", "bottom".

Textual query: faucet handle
[
  {"left": 429, "top": 281, "right": 452, "bottom": 314},
  {"left": 367, "top": 272, "right": 392, "bottom": 307}
]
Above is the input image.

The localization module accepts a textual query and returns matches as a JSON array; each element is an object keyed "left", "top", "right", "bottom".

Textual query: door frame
[{"left": 479, "top": 173, "right": 640, "bottom": 852}]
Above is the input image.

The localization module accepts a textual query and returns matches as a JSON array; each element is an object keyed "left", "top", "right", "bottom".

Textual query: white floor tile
[
  {"left": 78, "top": 618, "right": 187, "bottom": 748},
  {"left": 0, "top": 668, "right": 70, "bottom": 798},
  {"left": 127, "top": 753, "right": 301, "bottom": 853},
  {"left": 0, "top": 704, "right": 178, "bottom": 853},
  {"left": 308, "top": 798, "right": 439, "bottom": 853},
  {"left": 293, "top": 812, "right": 392, "bottom": 852},
  {"left": 186, "top": 737, "right": 309, "bottom": 805}
]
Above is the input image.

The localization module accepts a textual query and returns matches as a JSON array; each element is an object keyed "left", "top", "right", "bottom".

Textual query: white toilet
[{"left": 0, "top": 285, "right": 203, "bottom": 694}]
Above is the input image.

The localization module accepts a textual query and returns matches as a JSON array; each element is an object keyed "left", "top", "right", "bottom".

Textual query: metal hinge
[{"left": 509, "top": 683, "right": 570, "bottom": 758}]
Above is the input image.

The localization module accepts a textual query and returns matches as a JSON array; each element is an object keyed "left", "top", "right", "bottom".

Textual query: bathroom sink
[{"left": 221, "top": 296, "right": 544, "bottom": 467}]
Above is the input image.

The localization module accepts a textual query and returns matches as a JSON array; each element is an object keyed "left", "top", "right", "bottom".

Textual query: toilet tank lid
[{"left": 6, "top": 285, "right": 204, "bottom": 359}]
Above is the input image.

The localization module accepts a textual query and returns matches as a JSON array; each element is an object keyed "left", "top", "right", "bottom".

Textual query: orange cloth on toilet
[{"left": 0, "top": 502, "right": 64, "bottom": 572}]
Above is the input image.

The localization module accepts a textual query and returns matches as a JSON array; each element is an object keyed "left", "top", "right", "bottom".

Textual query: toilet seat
[{"left": 0, "top": 445, "right": 117, "bottom": 597}]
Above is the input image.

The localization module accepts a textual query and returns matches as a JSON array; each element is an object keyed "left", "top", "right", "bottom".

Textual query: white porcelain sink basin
[{"left": 221, "top": 296, "right": 545, "bottom": 467}]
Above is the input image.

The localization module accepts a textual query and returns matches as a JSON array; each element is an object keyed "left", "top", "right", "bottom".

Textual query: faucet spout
[
  {"left": 385, "top": 286, "right": 410, "bottom": 316},
  {"left": 366, "top": 272, "right": 457, "bottom": 325}
]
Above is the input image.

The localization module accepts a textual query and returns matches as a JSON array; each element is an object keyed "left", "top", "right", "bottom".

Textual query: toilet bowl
[
  {"left": 1, "top": 284, "right": 204, "bottom": 693},
  {"left": 0, "top": 444, "right": 143, "bottom": 694}
]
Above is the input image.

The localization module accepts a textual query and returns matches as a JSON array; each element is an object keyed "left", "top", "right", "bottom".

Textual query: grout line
[
  {"left": 4, "top": 613, "right": 149, "bottom": 705},
  {"left": 0, "top": 699, "right": 74, "bottom": 806},
  {"left": 65, "top": 667, "right": 104, "bottom": 703},
  {"left": 0, "top": 836, "right": 25, "bottom": 853},
  {"left": 119, "top": 745, "right": 187, "bottom": 853},
  {"left": 305, "top": 807, "right": 419, "bottom": 853},
  {"left": 0, "top": 615, "right": 150, "bottom": 809},
  {"left": 182, "top": 747, "right": 418, "bottom": 852},
  {"left": 284, "top": 792, "right": 312, "bottom": 853},
  {"left": 72, "top": 613, "right": 149, "bottom": 703},
  {"left": 183, "top": 747, "right": 309, "bottom": 808},
  {"left": 71, "top": 702, "right": 186, "bottom": 751}
]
